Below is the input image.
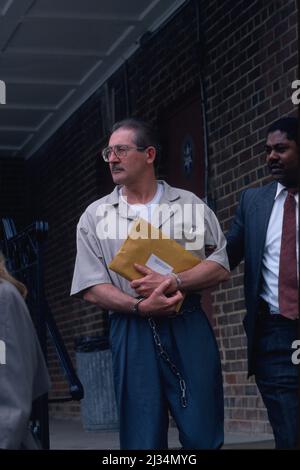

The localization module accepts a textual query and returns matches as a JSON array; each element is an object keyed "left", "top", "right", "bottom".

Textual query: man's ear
[{"left": 146, "top": 146, "right": 156, "bottom": 164}]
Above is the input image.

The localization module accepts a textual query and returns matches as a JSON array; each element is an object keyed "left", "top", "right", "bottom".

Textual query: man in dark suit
[{"left": 226, "top": 116, "right": 299, "bottom": 448}]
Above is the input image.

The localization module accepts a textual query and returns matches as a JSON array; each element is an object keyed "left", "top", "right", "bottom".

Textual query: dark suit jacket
[{"left": 226, "top": 181, "right": 278, "bottom": 376}]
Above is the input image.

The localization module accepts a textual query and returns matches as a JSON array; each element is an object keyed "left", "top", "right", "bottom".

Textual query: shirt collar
[
  {"left": 274, "top": 182, "right": 286, "bottom": 200},
  {"left": 104, "top": 180, "right": 181, "bottom": 206},
  {"left": 275, "top": 182, "right": 299, "bottom": 201}
]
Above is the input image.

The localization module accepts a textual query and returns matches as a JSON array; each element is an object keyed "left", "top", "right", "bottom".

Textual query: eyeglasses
[{"left": 102, "top": 145, "right": 147, "bottom": 162}]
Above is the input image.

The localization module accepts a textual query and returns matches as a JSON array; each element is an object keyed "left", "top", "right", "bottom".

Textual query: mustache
[{"left": 110, "top": 164, "right": 124, "bottom": 171}]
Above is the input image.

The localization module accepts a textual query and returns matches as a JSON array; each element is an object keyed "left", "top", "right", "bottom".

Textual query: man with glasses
[
  {"left": 71, "top": 118, "right": 230, "bottom": 449},
  {"left": 226, "top": 116, "right": 299, "bottom": 448}
]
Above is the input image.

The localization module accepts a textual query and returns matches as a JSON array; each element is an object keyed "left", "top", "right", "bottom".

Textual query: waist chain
[{"left": 148, "top": 317, "right": 187, "bottom": 408}]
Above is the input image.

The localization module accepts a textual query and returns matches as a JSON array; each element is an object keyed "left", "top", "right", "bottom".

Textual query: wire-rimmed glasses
[{"left": 102, "top": 145, "right": 147, "bottom": 162}]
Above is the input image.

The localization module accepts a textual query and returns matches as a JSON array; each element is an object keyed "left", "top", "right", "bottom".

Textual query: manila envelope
[{"left": 109, "top": 218, "right": 201, "bottom": 312}]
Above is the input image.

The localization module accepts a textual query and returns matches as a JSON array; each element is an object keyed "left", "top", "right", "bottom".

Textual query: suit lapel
[
  {"left": 252, "top": 182, "right": 278, "bottom": 286},
  {"left": 254, "top": 181, "right": 277, "bottom": 244}
]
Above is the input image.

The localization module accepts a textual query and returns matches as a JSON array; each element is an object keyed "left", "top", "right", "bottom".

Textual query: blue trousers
[
  {"left": 254, "top": 314, "right": 299, "bottom": 449},
  {"left": 109, "top": 296, "right": 224, "bottom": 450}
]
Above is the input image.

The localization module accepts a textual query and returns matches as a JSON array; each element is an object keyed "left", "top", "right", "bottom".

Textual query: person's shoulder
[
  {"left": 0, "top": 279, "right": 28, "bottom": 322},
  {"left": 0, "top": 279, "right": 36, "bottom": 338},
  {"left": 241, "top": 181, "right": 276, "bottom": 200},
  {"left": 0, "top": 279, "right": 21, "bottom": 301},
  {"left": 84, "top": 197, "right": 107, "bottom": 215},
  {"left": 163, "top": 182, "right": 203, "bottom": 203}
]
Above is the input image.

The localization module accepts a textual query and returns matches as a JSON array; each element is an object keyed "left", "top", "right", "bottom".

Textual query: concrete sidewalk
[{"left": 49, "top": 418, "right": 274, "bottom": 450}]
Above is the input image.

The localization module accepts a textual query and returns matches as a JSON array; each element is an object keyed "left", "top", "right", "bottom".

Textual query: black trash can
[{"left": 75, "top": 336, "right": 119, "bottom": 431}]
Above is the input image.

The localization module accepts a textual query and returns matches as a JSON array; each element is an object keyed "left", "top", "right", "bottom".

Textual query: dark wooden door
[
  {"left": 159, "top": 93, "right": 205, "bottom": 197},
  {"left": 159, "top": 91, "right": 214, "bottom": 322}
]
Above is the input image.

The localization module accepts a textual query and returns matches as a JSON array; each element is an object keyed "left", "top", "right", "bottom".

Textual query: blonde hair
[{"left": 0, "top": 251, "right": 27, "bottom": 298}]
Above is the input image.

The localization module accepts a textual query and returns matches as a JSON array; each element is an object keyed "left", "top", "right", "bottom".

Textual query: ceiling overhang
[{"left": 0, "top": 0, "right": 186, "bottom": 159}]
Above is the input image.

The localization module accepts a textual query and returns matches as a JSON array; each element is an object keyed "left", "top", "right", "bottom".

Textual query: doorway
[{"left": 158, "top": 90, "right": 214, "bottom": 322}]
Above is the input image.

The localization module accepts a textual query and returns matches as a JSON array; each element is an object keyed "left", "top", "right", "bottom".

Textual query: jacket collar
[{"left": 104, "top": 180, "right": 181, "bottom": 205}]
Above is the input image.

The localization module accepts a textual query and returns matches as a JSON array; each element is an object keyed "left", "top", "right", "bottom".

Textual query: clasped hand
[
  {"left": 130, "top": 264, "right": 183, "bottom": 316},
  {"left": 130, "top": 263, "right": 177, "bottom": 297}
]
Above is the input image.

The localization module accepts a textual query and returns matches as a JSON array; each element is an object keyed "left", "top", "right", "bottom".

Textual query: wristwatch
[
  {"left": 170, "top": 272, "right": 182, "bottom": 288},
  {"left": 132, "top": 297, "right": 145, "bottom": 315}
]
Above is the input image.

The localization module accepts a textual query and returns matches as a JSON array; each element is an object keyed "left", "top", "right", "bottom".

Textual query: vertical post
[{"left": 35, "top": 231, "right": 50, "bottom": 449}]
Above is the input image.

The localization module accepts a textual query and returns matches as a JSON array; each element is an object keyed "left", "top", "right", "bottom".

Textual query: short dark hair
[
  {"left": 110, "top": 118, "right": 160, "bottom": 150},
  {"left": 267, "top": 116, "right": 299, "bottom": 144}
]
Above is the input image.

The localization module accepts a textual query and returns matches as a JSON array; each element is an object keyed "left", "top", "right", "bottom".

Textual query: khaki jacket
[{"left": 71, "top": 180, "right": 229, "bottom": 302}]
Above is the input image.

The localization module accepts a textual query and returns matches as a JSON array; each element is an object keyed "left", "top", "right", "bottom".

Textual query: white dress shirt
[{"left": 260, "top": 183, "right": 299, "bottom": 313}]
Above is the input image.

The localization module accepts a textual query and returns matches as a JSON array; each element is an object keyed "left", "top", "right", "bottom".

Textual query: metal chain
[{"left": 148, "top": 317, "right": 187, "bottom": 408}]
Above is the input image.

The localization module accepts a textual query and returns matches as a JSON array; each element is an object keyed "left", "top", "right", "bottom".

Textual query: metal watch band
[
  {"left": 132, "top": 297, "right": 145, "bottom": 315},
  {"left": 170, "top": 272, "right": 182, "bottom": 288}
]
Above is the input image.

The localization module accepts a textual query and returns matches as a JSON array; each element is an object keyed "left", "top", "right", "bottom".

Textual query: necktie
[{"left": 278, "top": 188, "right": 298, "bottom": 320}]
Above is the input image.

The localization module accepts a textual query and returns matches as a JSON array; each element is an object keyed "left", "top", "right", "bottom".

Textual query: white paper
[{"left": 145, "top": 253, "right": 173, "bottom": 275}]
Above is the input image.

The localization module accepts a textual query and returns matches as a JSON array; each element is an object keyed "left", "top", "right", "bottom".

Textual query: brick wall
[
  {"left": 201, "top": 0, "right": 297, "bottom": 434},
  {"left": 22, "top": 0, "right": 297, "bottom": 431}
]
